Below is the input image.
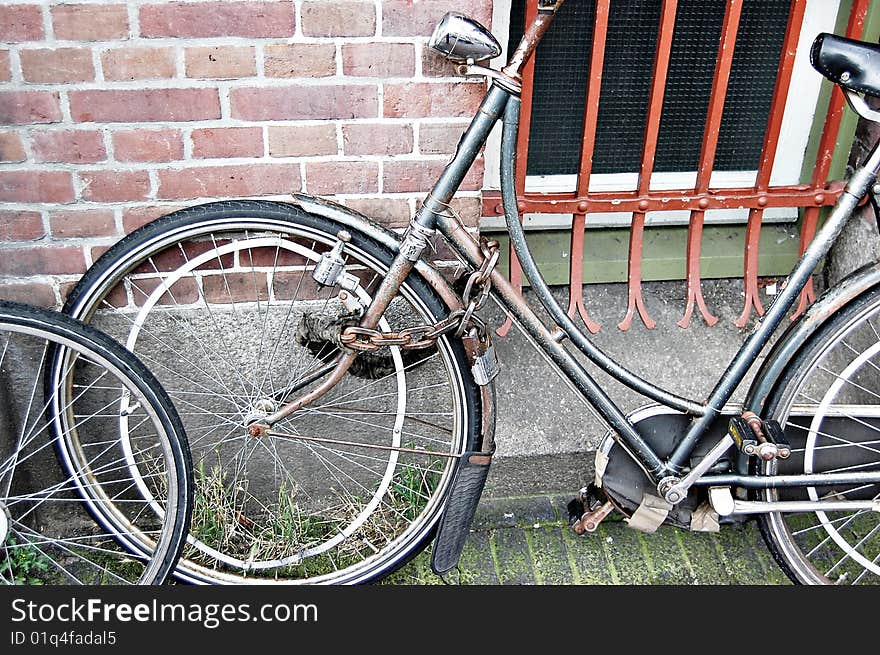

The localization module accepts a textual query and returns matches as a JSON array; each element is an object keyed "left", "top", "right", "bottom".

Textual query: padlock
[
  {"left": 471, "top": 341, "right": 499, "bottom": 385},
  {"left": 461, "top": 321, "right": 499, "bottom": 386}
]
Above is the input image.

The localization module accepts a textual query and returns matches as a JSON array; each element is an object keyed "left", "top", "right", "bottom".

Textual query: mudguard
[{"left": 745, "top": 260, "right": 880, "bottom": 414}]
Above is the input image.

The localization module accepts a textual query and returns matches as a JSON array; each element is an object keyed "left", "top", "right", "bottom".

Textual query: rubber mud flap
[{"left": 430, "top": 451, "right": 493, "bottom": 574}]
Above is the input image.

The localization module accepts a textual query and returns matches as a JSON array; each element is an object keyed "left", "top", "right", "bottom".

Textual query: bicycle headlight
[{"left": 429, "top": 12, "right": 502, "bottom": 63}]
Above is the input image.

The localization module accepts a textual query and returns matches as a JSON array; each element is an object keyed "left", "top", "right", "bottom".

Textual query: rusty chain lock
[{"left": 339, "top": 238, "right": 501, "bottom": 356}]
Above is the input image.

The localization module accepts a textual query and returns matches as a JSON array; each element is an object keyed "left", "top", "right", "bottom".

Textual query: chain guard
[{"left": 597, "top": 406, "right": 738, "bottom": 529}]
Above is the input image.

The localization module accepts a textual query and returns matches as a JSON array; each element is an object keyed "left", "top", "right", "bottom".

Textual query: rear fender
[{"left": 745, "top": 261, "right": 880, "bottom": 414}]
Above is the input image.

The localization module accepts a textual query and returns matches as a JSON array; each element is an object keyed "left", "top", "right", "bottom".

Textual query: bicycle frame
[{"left": 265, "top": 0, "right": 880, "bottom": 504}]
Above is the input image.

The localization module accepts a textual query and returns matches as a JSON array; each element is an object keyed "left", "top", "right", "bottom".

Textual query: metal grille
[{"left": 485, "top": 0, "right": 869, "bottom": 332}]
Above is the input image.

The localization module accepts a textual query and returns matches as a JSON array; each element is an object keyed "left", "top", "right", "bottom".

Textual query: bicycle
[
  {"left": 58, "top": 0, "right": 880, "bottom": 584},
  {"left": 0, "top": 301, "right": 192, "bottom": 584}
]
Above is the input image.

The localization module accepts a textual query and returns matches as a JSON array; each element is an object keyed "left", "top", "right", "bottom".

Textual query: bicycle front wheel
[
  {"left": 62, "top": 200, "right": 481, "bottom": 584},
  {"left": 1, "top": 302, "right": 191, "bottom": 584},
  {"left": 761, "top": 288, "right": 880, "bottom": 585}
]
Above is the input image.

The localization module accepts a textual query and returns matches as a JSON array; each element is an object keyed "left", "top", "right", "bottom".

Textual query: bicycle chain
[{"left": 339, "top": 239, "right": 500, "bottom": 352}]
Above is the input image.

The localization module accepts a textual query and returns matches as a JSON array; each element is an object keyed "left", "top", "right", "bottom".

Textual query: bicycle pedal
[
  {"left": 728, "top": 416, "right": 759, "bottom": 456},
  {"left": 573, "top": 501, "right": 615, "bottom": 535},
  {"left": 761, "top": 419, "right": 792, "bottom": 460},
  {"left": 728, "top": 415, "right": 790, "bottom": 460}
]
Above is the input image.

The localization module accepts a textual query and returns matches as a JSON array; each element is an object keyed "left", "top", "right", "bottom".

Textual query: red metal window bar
[{"left": 483, "top": 0, "right": 872, "bottom": 334}]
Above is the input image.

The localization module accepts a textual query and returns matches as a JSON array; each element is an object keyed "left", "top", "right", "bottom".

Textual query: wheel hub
[{"left": 244, "top": 399, "right": 277, "bottom": 437}]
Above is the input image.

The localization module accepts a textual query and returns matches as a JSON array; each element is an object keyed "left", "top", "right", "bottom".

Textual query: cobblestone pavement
[{"left": 382, "top": 494, "right": 792, "bottom": 585}]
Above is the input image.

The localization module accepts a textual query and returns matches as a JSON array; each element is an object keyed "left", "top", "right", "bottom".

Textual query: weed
[{"left": 1, "top": 537, "right": 52, "bottom": 584}]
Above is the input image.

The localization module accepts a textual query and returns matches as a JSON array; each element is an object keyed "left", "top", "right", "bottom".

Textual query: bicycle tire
[
  {"left": 759, "top": 286, "right": 880, "bottom": 584},
  {"left": 0, "top": 301, "right": 192, "bottom": 584},
  {"left": 62, "top": 200, "right": 481, "bottom": 584}
]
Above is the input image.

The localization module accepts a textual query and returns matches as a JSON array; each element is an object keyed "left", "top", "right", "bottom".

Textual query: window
[{"left": 483, "top": 0, "right": 842, "bottom": 229}]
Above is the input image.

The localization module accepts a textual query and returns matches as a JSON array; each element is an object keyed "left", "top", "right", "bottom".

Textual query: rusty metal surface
[
  {"left": 679, "top": 0, "right": 744, "bottom": 329},
  {"left": 567, "top": 0, "right": 610, "bottom": 335},
  {"left": 736, "top": 0, "right": 808, "bottom": 328},
  {"left": 487, "top": 0, "right": 862, "bottom": 331},
  {"left": 791, "top": 0, "right": 871, "bottom": 321},
  {"left": 618, "top": 0, "right": 679, "bottom": 331}
]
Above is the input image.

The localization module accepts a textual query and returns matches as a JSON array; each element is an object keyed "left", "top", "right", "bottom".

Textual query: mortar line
[
  {"left": 559, "top": 526, "right": 585, "bottom": 585},
  {"left": 597, "top": 524, "right": 621, "bottom": 585},
  {"left": 522, "top": 528, "right": 542, "bottom": 585},
  {"left": 672, "top": 527, "right": 698, "bottom": 581}
]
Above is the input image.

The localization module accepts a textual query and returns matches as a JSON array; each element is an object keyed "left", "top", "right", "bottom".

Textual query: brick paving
[{"left": 382, "top": 495, "right": 792, "bottom": 585}]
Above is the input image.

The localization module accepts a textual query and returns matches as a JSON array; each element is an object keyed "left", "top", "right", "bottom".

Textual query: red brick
[
  {"left": 122, "top": 204, "right": 186, "bottom": 232},
  {"left": 157, "top": 164, "right": 300, "bottom": 199},
  {"left": 128, "top": 239, "right": 233, "bottom": 274},
  {"left": 383, "top": 1, "right": 492, "bottom": 37},
  {"left": 113, "top": 128, "right": 183, "bottom": 163},
  {"left": 132, "top": 276, "right": 200, "bottom": 307},
  {"left": 51, "top": 4, "right": 129, "bottom": 41},
  {"left": 185, "top": 46, "right": 256, "bottom": 79},
  {"left": 422, "top": 46, "right": 459, "bottom": 77},
  {"left": 345, "top": 197, "right": 411, "bottom": 228},
  {"left": 342, "top": 43, "right": 415, "bottom": 78},
  {"left": 102, "top": 47, "right": 176, "bottom": 81},
  {"left": 0, "top": 91, "right": 62, "bottom": 125},
  {"left": 342, "top": 123, "right": 412, "bottom": 156},
  {"left": 264, "top": 44, "right": 335, "bottom": 78},
  {"left": 272, "top": 270, "right": 322, "bottom": 301},
  {"left": 0, "top": 51, "right": 10, "bottom": 82},
  {"left": 191, "top": 127, "right": 263, "bottom": 159},
  {"left": 231, "top": 86, "right": 376, "bottom": 121},
  {"left": 305, "top": 161, "right": 379, "bottom": 195},
  {"left": 202, "top": 271, "right": 269, "bottom": 304},
  {"left": 383, "top": 158, "right": 483, "bottom": 193},
  {"left": 20, "top": 48, "right": 95, "bottom": 83},
  {"left": 419, "top": 122, "right": 468, "bottom": 155},
  {"left": 70, "top": 89, "right": 221, "bottom": 123},
  {"left": 140, "top": 2, "right": 294, "bottom": 38},
  {"left": 80, "top": 170, "right": 151, "bottom": 202},
  {"left": 0, "top": 131, "right": 26, "bottom": 163},
  {"left": 0, "top": 246, "right": 86, "bottom": 276},
  {"left": 0, "top": 171, "right": 74, "bottom": 203},
  {"left": 49, "top": 209, "right": 116, "bottom": 238},
  {"left": 301, "top": 2, "right": 375, "bottom": 37},
  {"left": 425, "top": 196, "right": 482, "bottom": 227},
  {"left": 0, "top": 5, "right": 44, "bottom": 42},
  {"left": 0, "top": 210, "right": 45, "bottom": 241},
  {"left": 268, "top": 124, "right": 338, "bottom": 157},
  {"left": 384, "top": 82, "right": 484, "bottom": 118},
  {"left": 31, "top": 129, "right": 106, "bottom": 164},
  {"left": 0, "top": 280, "right": 56, "bottom": 308}
]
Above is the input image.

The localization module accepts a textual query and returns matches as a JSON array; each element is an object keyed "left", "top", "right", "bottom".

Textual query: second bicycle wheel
[
  {"left": 1, "top": 301, "right": 191, "bottom": 584},
  {"left": 760, "top": 287, "right": 880, "bottom": 585},
  {"left": 62, "top": 200, "right": 481, "bottom": 584}
]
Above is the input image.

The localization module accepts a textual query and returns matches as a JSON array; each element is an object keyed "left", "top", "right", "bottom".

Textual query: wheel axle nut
[{"left": 248, "top": 423, "right": 269, "bottom": 439}]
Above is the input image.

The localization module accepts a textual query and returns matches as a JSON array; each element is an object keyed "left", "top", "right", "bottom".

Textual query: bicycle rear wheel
[
  {"left": 62, "top": 200, "right": 481, "bottom": 584},
  {"left": 0, "top": 301, "right": 191, "bottom": 584},
  {"left": 761, "top": 288, "right": 880, "bottom": 585}
]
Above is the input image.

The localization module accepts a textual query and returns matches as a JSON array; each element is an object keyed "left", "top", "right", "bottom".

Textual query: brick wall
[{"left": 0, "top": 0, "right": 494, "bottom": 307}]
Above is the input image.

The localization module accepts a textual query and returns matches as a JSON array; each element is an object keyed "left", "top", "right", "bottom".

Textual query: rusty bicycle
[{"left": 56, "top": 0, "right": 880, "bottom": 584}]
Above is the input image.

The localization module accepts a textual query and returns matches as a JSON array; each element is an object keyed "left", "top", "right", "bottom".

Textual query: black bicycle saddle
[{"left": 811, "top": 32, "right": 880, "bottom": 98}]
